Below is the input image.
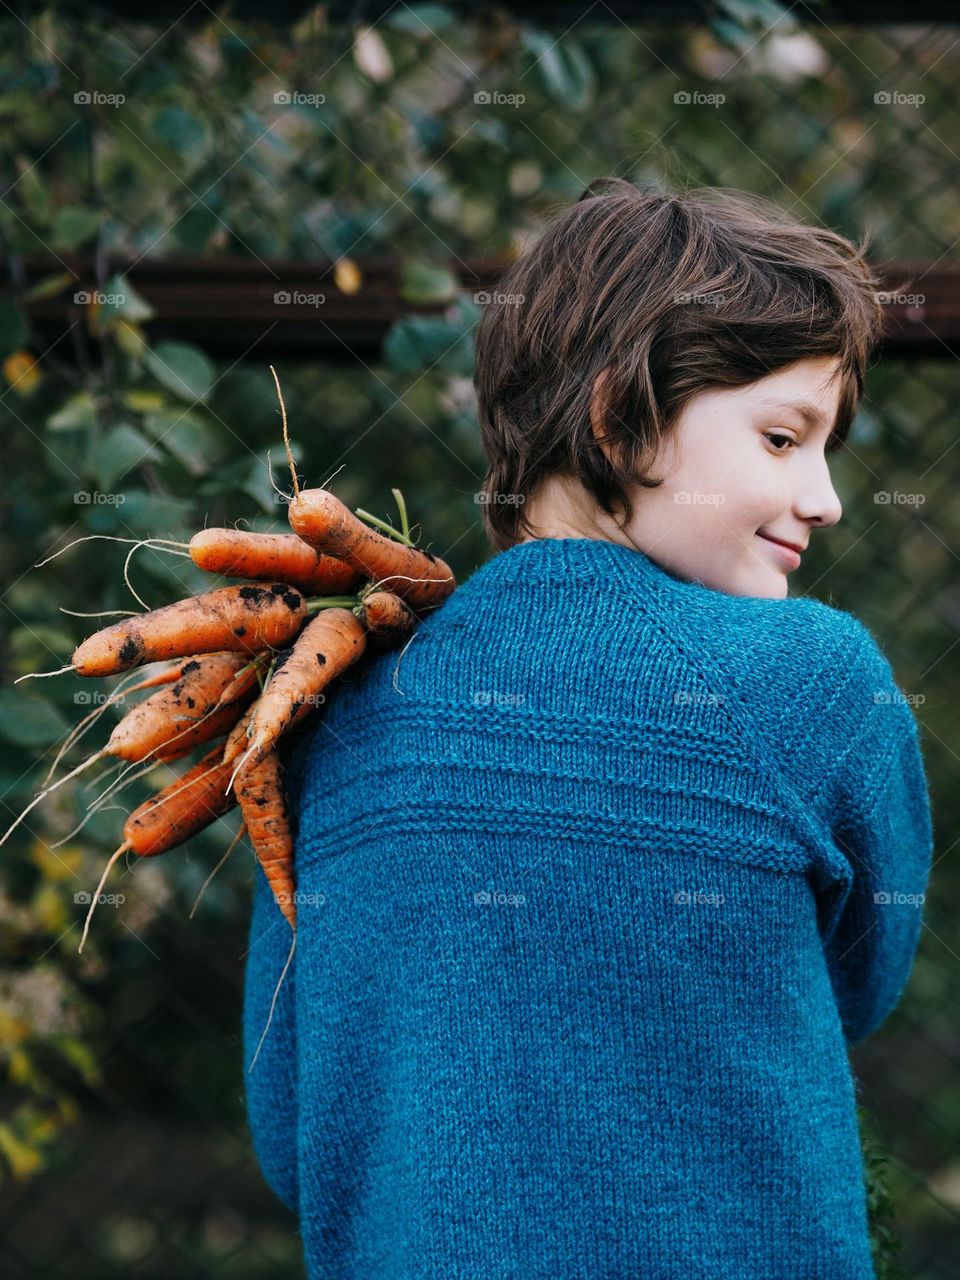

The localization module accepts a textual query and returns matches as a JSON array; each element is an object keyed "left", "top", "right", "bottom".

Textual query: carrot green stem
[
  {"left": 353, "top": 507, "right": 413, "bottom": 546},
  {"left": 391, "top": 488, "right": 411, "bottom": 542},
  {"left": 305, "top": 595, "right": 361, "bottom": 613}
]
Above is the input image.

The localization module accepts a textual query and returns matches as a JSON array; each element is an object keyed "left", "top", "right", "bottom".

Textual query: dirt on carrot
[
  {"left": 233, "top": 748, "right": 297, "bottom": 931},
  {"left": 71, "top": 583, "right": 308, "bottom": 676},
  {"left": 189, "top": 528, "right": 365, "bottom": 597},
  {"left": 287, "top": 488, "right": 455, "bottom": 614},
  {"left": 235, "top": 607, "right": 367, "bottom": 773}
]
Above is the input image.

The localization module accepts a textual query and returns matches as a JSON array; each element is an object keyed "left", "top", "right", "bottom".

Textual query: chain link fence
[{"left": 1, "top": 4, "right": 958, "bottom": 1277}]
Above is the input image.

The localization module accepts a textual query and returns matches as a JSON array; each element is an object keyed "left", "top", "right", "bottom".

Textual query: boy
[{"left": 243, "top": 177, "right": 934, "bottom": 1279}]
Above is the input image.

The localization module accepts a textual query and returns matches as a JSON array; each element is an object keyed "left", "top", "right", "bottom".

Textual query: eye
[{"left": 764, "top": 431, "right": 797, "bottom": 453}]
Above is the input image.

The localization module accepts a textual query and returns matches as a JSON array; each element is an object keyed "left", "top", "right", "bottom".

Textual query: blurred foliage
[{"left": 1, "top": 1, "right": 958, "bottom": 1276}]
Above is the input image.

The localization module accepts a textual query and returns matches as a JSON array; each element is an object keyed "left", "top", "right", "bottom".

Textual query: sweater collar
[
  {"left": 474, "top": 536, "right": 699, "bottom": 596},
  {"left": 472, "top": 536, "right": 792, "bottom": 608}
]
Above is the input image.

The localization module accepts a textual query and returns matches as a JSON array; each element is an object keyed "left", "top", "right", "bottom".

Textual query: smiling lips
[{"left": 756, "top": 532, "right": 805, "bottom": 569}]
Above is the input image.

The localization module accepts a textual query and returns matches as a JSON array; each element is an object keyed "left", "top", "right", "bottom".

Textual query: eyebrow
[{"left": 757, "top": 397, "right": 830, "bottom": 428}]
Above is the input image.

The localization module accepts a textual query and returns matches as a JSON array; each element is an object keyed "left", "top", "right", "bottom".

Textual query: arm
[{"left": 814, "top": 616, "right": 935, "bottom": 1048}]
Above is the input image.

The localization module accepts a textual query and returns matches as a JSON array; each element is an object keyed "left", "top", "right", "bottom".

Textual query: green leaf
[
  {"left": 143, "top": 409, "right": 227, "bottom": 476},
  {"left": 384, "top": 302, "right": 477, "bottom": 377},
  {"left": 102, "top": 488, "right": 192, "bottom": 537},
  {"left": 0, "top": 689, "right": 69, "bottom": 748},
  {"left": 707, "top": 18, "right": 754, "bottom": 51},
  {"left": 8, "top": 626, "right": 77, "bottom": 671},
  {"left": 210, "top": 367, "right": 284, "bottom": 433},
  {"left": 122, "top": 390, "right": 166, "bottom": 414},
  {"left": 21, "top": 273, "right": 76, "bottom": 304},
  {"left": 56, "top": 1036, "right": 101, "bottom": 1087},
  {"left": 47, "top": 393, "right": 97, "bottom": 433},
  {"left": 149, "top": 106, "right": 212, "bottom": 164},
  {"left": 399, "top": 259, "right": 460, "bottom": 305},
  {"left": 91, "top": 423, "right": 161, "bottom": 490},
  {"left": 717, "top": 0, "right": 791, "bottom": 30},
  {"left": 0, "top": 298, "right": 28, "bottom": 361},
  {"left": 49, "top": 206, "right": 102, "bottom": 251},
  {"left": 173, "top": 202, "right": 221, "bottom": 252},
  {"left": 849, "top": 405, "right": 880, "bottom": 447},
  {"left": 521, "top": 31, "right": 595, "bottom": 108},
  {"left": 144, "top": 341, "right": 215, "bottom": 403},
  {"left": 98, "top": 273, "right": 154, "bottom": 323},
  {"left": 240, "top": 449, "right": 289, "bottom": 515},
  {"left": 385, "top": 3, "right": 456, "bottom": 35}
]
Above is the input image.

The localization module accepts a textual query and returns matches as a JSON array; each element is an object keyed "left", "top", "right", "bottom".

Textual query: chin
[{"left": 753, "top": 573, "right": 788, "bottom": 600}]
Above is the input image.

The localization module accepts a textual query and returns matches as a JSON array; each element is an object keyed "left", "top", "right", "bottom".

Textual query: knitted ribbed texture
[{"left": 242, "top": 536, "right": 934, "bottom": 1280}]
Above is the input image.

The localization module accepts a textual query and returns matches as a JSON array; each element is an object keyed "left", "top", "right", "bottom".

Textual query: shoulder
[{"left": 661, "top": 588, "right": 912, "bottom": 785}]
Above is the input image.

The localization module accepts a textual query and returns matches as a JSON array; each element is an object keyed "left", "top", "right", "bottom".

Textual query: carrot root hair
[
  {"left": 270, "top": 364, "right": 299, "bottom": 502},
  {"left": 248, "top": 928, "right": 297, "bottom": 1073},
  {"left": 189, "top": 822, "right": 247, "bottom": 919},
  {"left": 78, "top": 842, "right": 131, "bottom": 954},
  {"left": 34, "top": 535, "right": 189, "bottom": 569},
  {"left": 0, "top": 749, "right": 108, "bottom": 851}
]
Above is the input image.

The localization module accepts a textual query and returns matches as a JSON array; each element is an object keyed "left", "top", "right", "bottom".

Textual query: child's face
[{"left": 612, "top": 355, "right": 845, "bottom": 599}]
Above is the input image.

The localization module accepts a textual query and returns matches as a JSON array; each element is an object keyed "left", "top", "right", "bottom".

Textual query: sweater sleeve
[
  {"left": 240, "top": 736, "right": 305, "bottom": 1216},
  {"left": 814, "top": 615, "right": 935, "bottom": 1048}
]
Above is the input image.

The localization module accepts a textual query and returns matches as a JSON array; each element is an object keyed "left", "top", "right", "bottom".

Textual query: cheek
[{"left": 721, "top": 455, "right": 791, "bottom": 522}]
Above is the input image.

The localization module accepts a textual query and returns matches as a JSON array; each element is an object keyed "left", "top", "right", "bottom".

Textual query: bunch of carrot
[{"left": 4, "top": 482, "right": 455, "bottom": 964}]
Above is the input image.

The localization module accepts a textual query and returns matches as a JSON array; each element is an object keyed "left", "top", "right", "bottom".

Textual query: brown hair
[{"left": 474, "top": 176, "right": 888, "bottom": 552}]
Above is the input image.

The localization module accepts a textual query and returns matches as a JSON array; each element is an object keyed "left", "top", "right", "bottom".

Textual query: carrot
[
  {"left": 359, "top": 589, "right": 417, "bottom": 649},
  {"left": 125, "top": 745, "right": 237, "bottom": 857},
  {"left": 233, "top": 608, "right": 367, "bottom": 774},
  {"left": 105, "top": 652, "right": 259, "bottom": 762},
  {"left": 189, "top": 528, "right": 364, "bottom": 596},
  {"left": 287, "top": 489, "right": 455, "bottom": 613},
  {"left": 234, "top": 749, "right": 297, "bottom": 931},
  {"left": 119, "top": 661, "right": 192, "bottom": 693},
  {"left": 70, "top": 583, "right": 309, "bottom": 676},
  {"left": 42, "top": 659, "right": 194, "bottom": 787},
  {"left": 77, "top": 744, "right": 239, "bottom": 953},
  {"left": 0, "top": 654, "right": 260, "bottom": 853},
  {"left": 222, "top": 702, "right": 259, "bottom": 767}
]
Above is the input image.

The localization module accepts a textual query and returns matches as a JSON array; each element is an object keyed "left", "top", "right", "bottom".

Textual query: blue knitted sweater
[{"left": 242, "top": 535, "right": 934, "bottom": 1280}]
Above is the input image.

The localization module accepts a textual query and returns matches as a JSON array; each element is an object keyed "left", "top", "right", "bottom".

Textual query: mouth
[{"left": 756, "top": 532, "right": 805, "bottom": 570}]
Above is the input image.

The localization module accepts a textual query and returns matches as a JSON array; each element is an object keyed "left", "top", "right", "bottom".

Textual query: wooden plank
[{"left": 7, "top": 252, "right": 959, "bottom": 360}]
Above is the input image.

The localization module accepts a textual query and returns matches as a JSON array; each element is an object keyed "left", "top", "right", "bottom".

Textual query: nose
[{"left": 794, "top": 456, "right": 843, "bottom": 529}]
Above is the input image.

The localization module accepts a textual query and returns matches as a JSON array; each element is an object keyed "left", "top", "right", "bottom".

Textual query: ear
[{"left": 589, "top": 367, "right": 617, "bottom": 467}]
